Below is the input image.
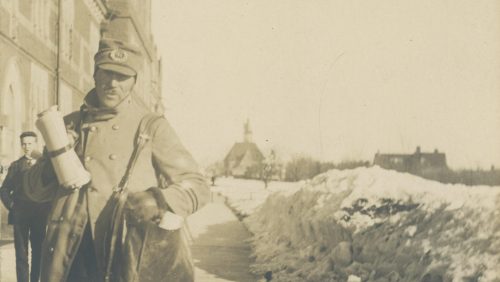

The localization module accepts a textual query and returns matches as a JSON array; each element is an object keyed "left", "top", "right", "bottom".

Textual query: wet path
[{"left": 187, "top": 193, "right": 259, "bottom": 282}]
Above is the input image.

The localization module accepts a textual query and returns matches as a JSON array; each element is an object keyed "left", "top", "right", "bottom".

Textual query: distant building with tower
[
  {"left": 224, "top": 120, "right": 264, "bottom": 178},
  {"left": 373, "top": 146, "right": 447, "bottom": 174}
]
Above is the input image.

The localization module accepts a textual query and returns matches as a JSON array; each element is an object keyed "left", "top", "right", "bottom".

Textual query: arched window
[
  {"left": 0, "top": 59, "right": 26, "bottom": 162},
  {"left": 28, "top": 62, "right": 50, "bottom": 152},
  {"left": 30, "top": 62, "right": 50, "bottom": 126}
]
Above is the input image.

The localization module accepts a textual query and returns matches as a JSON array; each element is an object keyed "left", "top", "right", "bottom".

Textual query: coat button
[
  {"left": 109, "top": 154, "right": 117, "bottom": 160},
  {"left": 90, "top": 126, "right": 97, "bottom": 132},
  {"left": 112, "top": 124, "right": 119, "bottom": 130},
  {"left": 49, "top": 247, "right": 54, "bottom": 253},
  {"left": 84, "top": 156, "right": 92, "bottom": 162},
  {"left": 59, "top": 216, "right": 64, "bottom": 222}
]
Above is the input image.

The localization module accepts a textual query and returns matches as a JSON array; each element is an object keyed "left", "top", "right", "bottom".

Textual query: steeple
[{"left": 244, "top": 119, "right": 252, "bottom": 143}]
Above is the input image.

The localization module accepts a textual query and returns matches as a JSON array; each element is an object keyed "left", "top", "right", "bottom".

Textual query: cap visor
[{"left": 97, "top": 64, "right": 136, "bottom": 76}]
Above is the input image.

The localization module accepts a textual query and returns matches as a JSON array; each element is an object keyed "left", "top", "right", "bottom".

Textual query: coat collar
[
  {"left": 81, "top": 89, "right": 134, "bottom": 122},
  {"left": 21, "top": 151, "right": 42, "bottom": 160}
]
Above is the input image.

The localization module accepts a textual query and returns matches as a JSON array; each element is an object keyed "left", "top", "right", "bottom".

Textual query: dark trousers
[
  {"left": 13, "top": 216, "right": 46, "bottom": 282},
  {"left": 67, "top": 224, "right": 100, "bottom": 282}
]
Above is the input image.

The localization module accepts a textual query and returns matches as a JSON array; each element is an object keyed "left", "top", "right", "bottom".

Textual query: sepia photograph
[{"left": 0, "top": 0, "right": 499, "bottom": 281}]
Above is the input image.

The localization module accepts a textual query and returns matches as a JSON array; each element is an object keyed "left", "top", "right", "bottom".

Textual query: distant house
[
  {"left": 224, "top": 120, "right": 264, "bottom": 178},
  {"left": 373, "top": 146, "right": 447, "bottom": 173}
]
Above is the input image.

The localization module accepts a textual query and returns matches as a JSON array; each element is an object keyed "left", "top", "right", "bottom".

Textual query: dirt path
[
  {"left": 0, "top": 240, "right": 16, "bottom": 282},
  {"left": 187, "top": 193, "right": 259, "bottom": 282}
]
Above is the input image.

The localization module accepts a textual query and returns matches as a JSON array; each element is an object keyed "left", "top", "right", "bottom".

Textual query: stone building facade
[
  {"left": 0, "top": 0, "right": 162, "bottom": 236},
  {"left": 0, "top": 0, "right": 162, "bottom": 164}
]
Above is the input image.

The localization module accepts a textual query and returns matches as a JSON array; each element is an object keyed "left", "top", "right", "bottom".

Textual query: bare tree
[{"left": 261, "top": 150, "right": 281, "bottom": 189}]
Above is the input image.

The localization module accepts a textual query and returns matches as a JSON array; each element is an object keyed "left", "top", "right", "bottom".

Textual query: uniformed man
[
  {"left": 21, "top": 39, "right": 209, "bottom": 282},
  {"left": 0, "top": 131, "right": 50, "bottom": 282}
]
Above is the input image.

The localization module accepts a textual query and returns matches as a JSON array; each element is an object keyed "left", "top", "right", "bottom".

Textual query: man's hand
[
  {"left": 125, "top": 190, "right": 167, "bottom": 224},
  {"left": 6, "top": 192, "right": 14, "bottom": 210}
]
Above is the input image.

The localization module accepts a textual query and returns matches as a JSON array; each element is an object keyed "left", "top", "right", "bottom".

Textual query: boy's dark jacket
[{"left": 0, "top": 151, "right": 47, "bottom": 224}]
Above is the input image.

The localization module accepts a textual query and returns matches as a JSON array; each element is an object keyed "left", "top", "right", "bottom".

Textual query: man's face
[
  {"left": 21, "top": 136, "right": 37, "bottom": 156},
  {"left": 94, "top": 68, "right": 136, "bottom": 108}
]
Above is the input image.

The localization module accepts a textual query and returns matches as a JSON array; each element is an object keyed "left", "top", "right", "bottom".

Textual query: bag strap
[
  {"left": 104, "top": 113, "right": 163, "bottom": 282},
  {"left": 116, "top": 113, "right": 163, "bottom": 193}
]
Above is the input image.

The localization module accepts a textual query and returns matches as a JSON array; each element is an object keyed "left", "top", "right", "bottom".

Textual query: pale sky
[{"left": 151, "top": 0, "right": 500, "bottom": 169}]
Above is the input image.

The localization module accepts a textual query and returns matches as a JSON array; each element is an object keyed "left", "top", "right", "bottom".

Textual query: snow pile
[
  {"left": 211, "top": 178, "right": 302, "bottom": 217},
  {"left": 244, "top": 167, "right": 500, "bottom": 281}
]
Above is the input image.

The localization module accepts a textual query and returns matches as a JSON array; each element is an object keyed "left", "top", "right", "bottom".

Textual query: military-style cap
[{"left": 94, "top": 38, "right": 142, "bottom": 76}]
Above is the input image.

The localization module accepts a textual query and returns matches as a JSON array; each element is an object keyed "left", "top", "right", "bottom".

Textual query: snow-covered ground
[
  {"left": 212, "top": 177, "right": 302, "bottom": 217},
  {"left": 212, "top": 167, "right": 500, "bottom": 282}
]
